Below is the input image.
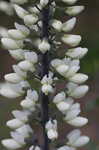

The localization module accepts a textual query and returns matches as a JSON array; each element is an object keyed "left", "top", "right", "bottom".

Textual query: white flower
[
  {"left": 67, "top": 117, "right": 88, "bottom": 127},
  {"left": 11, "top": 0, "right": 28, "bottom": 5},
  {"left": 66, "top": 47, "right": 88, "bottom": 59},
  {"left": 10, "top": 131, "right": 26, "bottom": 145},
  {"left": 6, "top": 119, "right": 24, "bottom": 129},
  {"left": 4, "top": 73, "right": 23, "bottom": 83},
  {"left": 38, "top": 38, "right": 50, "bottom": 53},
  {"left": 15, "top": 124, "right": 33, "bottom": 138},
  {"left": 1, "top": 38, "right": 24, "bottom": 50},
  {"left": 58, "top": 146, "right": 76, "bottom": 150},
  {"left": 27, "top": 90, "right": 38, "bottom": 102},
  {"left": 8, "top": 29, "right": 29, "bottom": 40},
  {"left": 67, "top": 129, "right": 90, "bottom": 147},
  {"left": 61, "top": 34, "right": 82, "bottom": 47},
  {"left": 53, "top": 92, "right": 66, "bottom": 104},
  {"left": 0, "top": 83, "right": 24, "bottom": 98},
  {"left": 46, "top": 120, "right": 58, "bottom": 140},
  {"left": 24, "top": 14, "right": 38, "bottom": 26},
  {"left": 12, "top": 110, "right": 30, "bottom": 123},
  {"left": 18, "top": 60, "right": 35, "bottom": 72},
  {"left": 25, "top": 51, "right": 38, "bottom": 64},
  {"left": 67, "top": 83, "right": 89, "bottom": 98},
  {"left": 21, "top": 99, "right": 36, "bottom": 110},
  {"left": 13, "top": 65, "right": 27, "bottom": 78},
  {"left": 9, "top": 49, "right": 25, "bottom": 60},
  {"left": 40, "top": 0, "right": 49, "bottom": 8},
  {"left": 56, "top": 101, "right": 70, "bottom": 112},
  {"left": 0, "top": 1, "right": 13, "bottom": 16},
  {"left": 0, "top": 26, "right": 8, "bottom": 37},
  {"left": 56, "top": 64, "right": 69, "bottom": 76},
  {"left": 28, "top": 4, "right": 42, "bottom": 15},
  {"left": 62, "top": 0, "right": 78, "bottom": 5},
  {"left": 14, "top": 4, "right": 28, "bottom": 19},
  {"left": 62, "top": 17, "right": 76, "bottom": 32},
  {"left": 69, "top": 73, "right": 88, "bottom": 84},
  {"left": 29, "top": 145, "right": 41, "bottom": 150},
  {"left": 42, "top": 84, "right": 54, "bottom": 95},
  {"left": 65, "top": 6, "right": 85, "bottom": 16},
  {"left": 47, "top": 129, "right": 58, "bottom": 140},
  {"left": 2, "top": 139, "right": 22, "bottom": 150},
  {"left": 51, "top": 19, "right": 63, "bottom": 32}
]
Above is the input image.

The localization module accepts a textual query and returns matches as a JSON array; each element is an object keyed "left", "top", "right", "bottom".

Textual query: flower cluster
[{"left": 0, "top": 0, "right": 90, "bottom": 150}]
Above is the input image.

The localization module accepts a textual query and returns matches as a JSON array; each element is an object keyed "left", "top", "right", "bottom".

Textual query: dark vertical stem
[{"left": 40, "top": 4, "right": 50, "bottom": 150}]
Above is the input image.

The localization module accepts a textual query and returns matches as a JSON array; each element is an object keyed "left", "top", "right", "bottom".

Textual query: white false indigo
[{"left": 0, "top": 0, "right": 90, "bottom": 150}]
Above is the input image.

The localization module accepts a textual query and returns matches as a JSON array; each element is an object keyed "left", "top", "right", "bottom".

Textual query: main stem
[{"left": 40, "top": 5, "right": 50, "bottom": 150}]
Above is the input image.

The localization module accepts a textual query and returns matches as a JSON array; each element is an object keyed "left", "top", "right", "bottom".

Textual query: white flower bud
[
  {"left": 47, "top": 129, "right": 58, "bottom": 140},
  {"left": 20, "top": 99, "right": 35, "bottom": 109},
  {"left": 24, "top": 14, "right": 38, "bottom": 26},
  {"left": 14, "top": 4, "right": 28, "bottom": 19},
  {"left": 38, "top": 38, "right": 50, "bottom": 53},
  {"left": 65, "top": 6, "right": 85, "bottom": 16},
  {"left": 8, "top": 29, "right": 28, "bottom": 40},
  {"left": 16, "top": 124, "right": 33, "bottom": 138},
  {"left": 58, "top": 146, "right": 75, "bottom": 150},
  {"left": 25, "top": 51, "right": 38, "bottom": 64},
  {"left": 27, "top": 90, "right": 38, "bottom": 102},
  {"left": 72, "top": 136, "right": 90, "bottom": 147},
  {"left": 69, "top": 73, "right": 88, "bottom": 84},
  {"left": 70, "top": 85, "right": 89, "bottom": 98},
  {"left": 51, "top": 59, "right": 63, "bottom": 68},
  {"left": 10, "top": 131, "right": 26, "bottom": 146},
  {"left": 61, "top": 34, "right": 81, "bottom": 47},
  {"left": 56, "top": 101, "right": 70, "bottom": 112},
  {"left": 9, "top": 49, "right": 25, "bottom": 60},
  {"left": 1, "top": 38, "right": 24, "bottom": 50},
  {"left": 11, "top": 0, "right": 28, "bottom": 5},
  {"left": 2, "top": 139, "right": 22, "bottom": 150},
  {"left": 4, "top": 73, "right": 23, "bottom": 83},
  {"left": 62, "top": 0, "right": 78, "bottom": 5},
  {"left": 28, "top": 4, "right": 42, "bottom": 14},
  {"left": 13, "top": 65, "right": 27, "bottom": 78},
  {"left": 62, "top": 17, "right": 76, "bottom": 32},
  {"left": 12, "top": 110, "right": 30, "bottom": 123},
  {"left": 51, "top": 19, "right": 63, "bottom": 32},
  {"left": 67, "top": 117, "right": 88, "bottom": 127},
  {"left": 65, "top": 66, "right": 80, "bottom": 78},
  {"left": 56, "top": 65, "right": 69, "bottom": 76},
  {"left": 67, "top": 129, "right": 90, "bottom": 147},
  {"left": 0, "top": 27, "right": 8, "bottom": 37},
  {"left": 40, "top": 0, "right": 49, "bottom": 7},
  {"left": 42, "top": 84, "right": 54, "bottom": 95},
  {"left": 66, "top": 47, "right": 88, "bottom": 59},
  {"left": 6, "top": 119, "right": 24, "bottom": 129},
  {"left": 53, "top": 92, "right": 66, "bottom": 104},
  {"left": 0, "top": 83, "right": 23, "bottom": 98},
  {"left": 0, "top": 1, "right": 13, "bottom": 16},
  {"left": 18, "top": 60, "right": 35, "bottom": 72},
  {"left": 29, "top": 146, "right": 41, "bottom": 150}
]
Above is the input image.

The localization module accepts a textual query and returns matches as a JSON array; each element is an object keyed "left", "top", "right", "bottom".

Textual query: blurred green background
[{"left": 0, "top": 0, "right": 99, "bottom": 150}]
